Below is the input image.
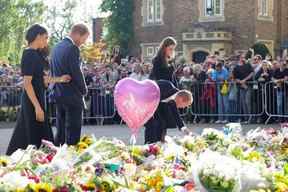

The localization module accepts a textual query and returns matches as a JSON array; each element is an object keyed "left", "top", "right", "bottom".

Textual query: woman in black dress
[
  {"left": 149, "top": 36, "right": 178, "bottom": 83},
  {"left": 145, "top": 37, "right": 191, "bottom": 143},
  {"left": 7, "top": 24, "right": 71, "bottom": 155}
]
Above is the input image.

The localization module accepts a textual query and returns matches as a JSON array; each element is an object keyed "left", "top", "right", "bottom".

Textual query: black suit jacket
[
  {"left": 157, "top": 80, "right": 185, "bottom": 130},
  {"left": 50, "top": 38, "right": 87, "bottom": 107}
]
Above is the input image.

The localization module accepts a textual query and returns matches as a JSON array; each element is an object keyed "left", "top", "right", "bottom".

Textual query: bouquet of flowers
[{"left": 195, "top": 151, "right": 241, "bottom": 192}]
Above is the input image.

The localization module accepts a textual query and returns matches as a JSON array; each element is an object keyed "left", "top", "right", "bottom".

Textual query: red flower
[
  {"left": 53, "top": 186, "right": 70, "bottom": 192},
  {"left": 185, "top": 182, "right": 195, "bottom": 191},
  {"left": 28, "top": 175, "right": 40, "bottom": 183},
  {"left": 148, "top": 144, "right": 160, "bottom": 156},
  {"left": 46, "top": 154, "right": 55, "bottom": 162}
]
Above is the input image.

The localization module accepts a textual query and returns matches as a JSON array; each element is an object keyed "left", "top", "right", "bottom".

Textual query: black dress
[
  {"left": 6, "top": 49, "right": 54, "bottom": 155},
  {"left": 149, "top": 55, "right": 178, "bottom": 129},
  {"left": 149, "top": 56, "right": 176, "bottom": 83}
]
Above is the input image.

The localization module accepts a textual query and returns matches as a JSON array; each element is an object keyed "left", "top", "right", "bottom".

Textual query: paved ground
[{"left": 0, "top": 122, "right": 281, "bottom": 155}]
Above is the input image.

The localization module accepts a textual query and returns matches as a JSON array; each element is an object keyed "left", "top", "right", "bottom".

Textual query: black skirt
[{"left": 6, "top": 92, "right": 54, "bottom": 155}]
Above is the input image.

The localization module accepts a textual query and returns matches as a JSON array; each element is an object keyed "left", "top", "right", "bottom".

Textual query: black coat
[
  {"left": 144, "top": 80, "right": 185, "bottom": 143},
  {"left": 157, "top": 80, "right": 184, "bottom": 129},
  {"left": 149, "top": 56, "right": 176, "bottom": 84},
  {"left": 50, "top": 38, "right": 87, "bottom": 107}
]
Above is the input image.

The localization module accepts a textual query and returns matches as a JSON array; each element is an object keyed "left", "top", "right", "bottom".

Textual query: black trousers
[
  {"left": 144, "top": 111, "right": 167, "bottom": 144},
  {"left": 55, "top": 103, "right": 83, "bottom": 146}
]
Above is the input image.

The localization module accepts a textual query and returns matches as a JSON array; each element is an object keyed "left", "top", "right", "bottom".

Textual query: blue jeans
[
  {"left": 276, "top": 90, "right": 283, "bottom": 115},
  {"left": 239, "top": 88, "right": 251, "bottom": 120},
  {"left": 217, "top": 87, "right": 229, "bottom": 121}
]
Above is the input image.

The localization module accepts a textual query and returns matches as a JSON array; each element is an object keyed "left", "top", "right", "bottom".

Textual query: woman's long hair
[{"left": 154, "top": 36, "right": 177, "bottom": 68}]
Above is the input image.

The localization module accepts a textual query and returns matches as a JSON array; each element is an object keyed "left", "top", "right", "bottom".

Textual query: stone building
[{"left": 132, "top": 0, "right": 288, "bottom": 63}]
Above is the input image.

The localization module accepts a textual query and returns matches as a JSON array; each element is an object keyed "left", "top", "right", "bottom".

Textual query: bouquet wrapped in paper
[{"left": 194, "top": 150, "right": 242, "bottom": 192}]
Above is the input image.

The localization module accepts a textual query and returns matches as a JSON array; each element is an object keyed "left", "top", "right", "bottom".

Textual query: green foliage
[
  {"left": 100, "top": 0, "right": 134, "bottom": 56},
  {"left": 246, "top": 42, "right": 271, "bottom": 59},
  {"left": 0, "top": 0, "right": 45, "bottom": 64},
  {"left": 46, "top": 0, "right": 78, "bottom": 48}
]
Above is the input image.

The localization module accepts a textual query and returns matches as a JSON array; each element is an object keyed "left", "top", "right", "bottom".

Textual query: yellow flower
[
  {"left": 145, "top": 171, "right": 164, "bottom": 192},
  {"left": 16, "top": 188, "right": 25, "bottom": 192},
  {"left": 275, "top": 182, "right": 288, "bottom": 192},
  {"left": 28, "top": 183, "right": 53, "bottom": 192},
  {"left": 0, "top": 157, "right": 8, "bottom": 167},
  {"left": 76, "top": 142, "right": 89, "bottom": 152},
  {"left": 80, "top": 135, "right": 94, "bottom": 146},
  {"left": 246, "top": 151, "right": 262, "bottom": 162}
]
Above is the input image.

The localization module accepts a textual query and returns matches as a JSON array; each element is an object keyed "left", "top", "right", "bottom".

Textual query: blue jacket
[
  {"left": 211, "top": 67, "right": 229, "bottom": 82},
  {"left": 50, "top": 38, "right": 87, "bottom": 107}
]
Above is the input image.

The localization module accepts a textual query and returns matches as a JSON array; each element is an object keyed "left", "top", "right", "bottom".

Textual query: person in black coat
[
  {"left": 144, "top": 80, "right": 193, "bottom": 144},
  {"left": 7, "top": 25, "right": 71, "bottom": 155},
  {"left": 50, "top": 24, "right": 89, "bottom": 146},
  {"left": 149, "top": 36, "right": 178, "bottom": 85}
]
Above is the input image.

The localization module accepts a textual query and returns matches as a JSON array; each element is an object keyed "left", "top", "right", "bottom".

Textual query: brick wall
[{"left": 132, "top": 0, "right": 286, "bottom": 58}]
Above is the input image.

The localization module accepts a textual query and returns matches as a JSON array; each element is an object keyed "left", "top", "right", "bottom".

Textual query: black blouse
[{"left": 149, "top": 56, "right": 175, "bottom": 83}]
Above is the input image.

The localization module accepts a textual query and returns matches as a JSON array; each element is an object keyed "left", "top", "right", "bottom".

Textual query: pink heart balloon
[{"left": 114, "top": 78, "right": 160, "bottom": 135}]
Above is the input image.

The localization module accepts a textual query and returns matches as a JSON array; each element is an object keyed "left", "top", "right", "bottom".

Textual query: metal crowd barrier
[
  {"left": 47, "top": 88, "right": 116, "bottom": 125},
  {"left": 189, "top": 81, "right": 265, "bottom": 123},
  {"left": 0, "top": 86, "right": 22, "bottom": 121},
  {"left": 264, "top": 81, "right": 288, "bottom": 124},
  {"left": 1, "top": 81, "right": 288, "bottom": 125}
]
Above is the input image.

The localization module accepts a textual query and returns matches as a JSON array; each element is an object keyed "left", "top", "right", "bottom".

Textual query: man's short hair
[
  {"left": 176, "top": 90, "right": 193, "bottom": 104},
  {"left": 71, "top": 23, "right": 89, "bottom": 36}
]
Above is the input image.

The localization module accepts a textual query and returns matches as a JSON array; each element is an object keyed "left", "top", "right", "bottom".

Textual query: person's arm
[
  {"left": 23, "top": 76, "right": 44, "bottom": 122},
  {"left": 44, "top": 75, "right": 71, "bottom": 84},
  {"left": 68, "top": 47, "right": 88, "bottom": 96},
  {"left": 169, "top": 101, "right": 185, "bottom": 130},
  {"left": 243, "top": 72, "right": 254, "bottom": 82}
]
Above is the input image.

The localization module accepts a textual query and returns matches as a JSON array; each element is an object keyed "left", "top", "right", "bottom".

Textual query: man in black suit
[
  {"left": 144, "top": 80, "right": 193, "bottom": 144},
  {"left": 50, "top": 24, "right": 89, "bottom": 146}
]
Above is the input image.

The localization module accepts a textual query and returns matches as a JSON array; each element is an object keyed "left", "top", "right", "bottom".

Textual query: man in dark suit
[
  {"left": 144, "top": 80, "right": 193, "bottom": 144},
  {"left": 50, "top": 24, "right": 89, "bottom": 146}
]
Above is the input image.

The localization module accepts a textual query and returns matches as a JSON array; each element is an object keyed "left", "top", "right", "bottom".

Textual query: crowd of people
[
  {"left": 178, "top": 53, "right": 288, "bottom": 124},
  {"left": 0, "top": 63, "right": 22, "bottom": 108},
  {"left": 1, "top": 43, "right": 288, "bottom": 125}
]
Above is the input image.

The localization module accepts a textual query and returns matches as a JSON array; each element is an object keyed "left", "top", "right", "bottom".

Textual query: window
[
  {"left": 147, "top": 47, "right": 154, "bottom": 57},
  {"left": 204, "top": 0, "right": 223, "bottom": 17},
  {"left": 141, "top": 43, "right": 160, "bottom": 59},
  {"left": 147, "top": 0, "right": 154, "bottom": 23},
  {"left": 155, "top": 46, "right": 159, "bottom": 53},
  {"left": 199, "top": 0, "right": 225, "bottom": 22},
  {"left": 260, "top": 0, "right": 268, "bottom": 16},
  {"left": 142, "top": 0, "right": 163, "bottom": 25},
  {"left": 258, "top": 0, "right": 273, "bottom": 20},
  {"left": 155, "top": 0, "right": 161, "bottom": 22}
]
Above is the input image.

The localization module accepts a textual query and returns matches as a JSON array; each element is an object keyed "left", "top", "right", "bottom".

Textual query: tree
[
  {"left": 46, "top": 0, "right": 78, "bottom": 48},
  {"left": 81, "top": 41, "right": 107, "bottom": 64},
  {"left": 246, "top": 42, "right": 271, "bottom": 59},
  {"left": 0, "top": 0, "right": 45, "bottom": 64},
  {"left": 100, "top": 0, "right": 134, "bottom": 56}
]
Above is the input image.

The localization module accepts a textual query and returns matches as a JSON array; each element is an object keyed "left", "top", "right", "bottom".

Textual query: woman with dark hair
[
  {"left": 149, "top": 36, "right": 177, "bottom": 83},
  {"left": 6, "top": 24, "right": 71, "bottom": 155},
  {"left": 145, "top": 37, "right": 192, "bottom": 142}
]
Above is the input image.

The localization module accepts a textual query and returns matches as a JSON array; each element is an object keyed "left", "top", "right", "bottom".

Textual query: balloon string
[
  {"left": 129, "top": 134, "right": 137, "bottom": 164},
  {"left": 130, "top": 134, "right": 137, "bottom": 146}
]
